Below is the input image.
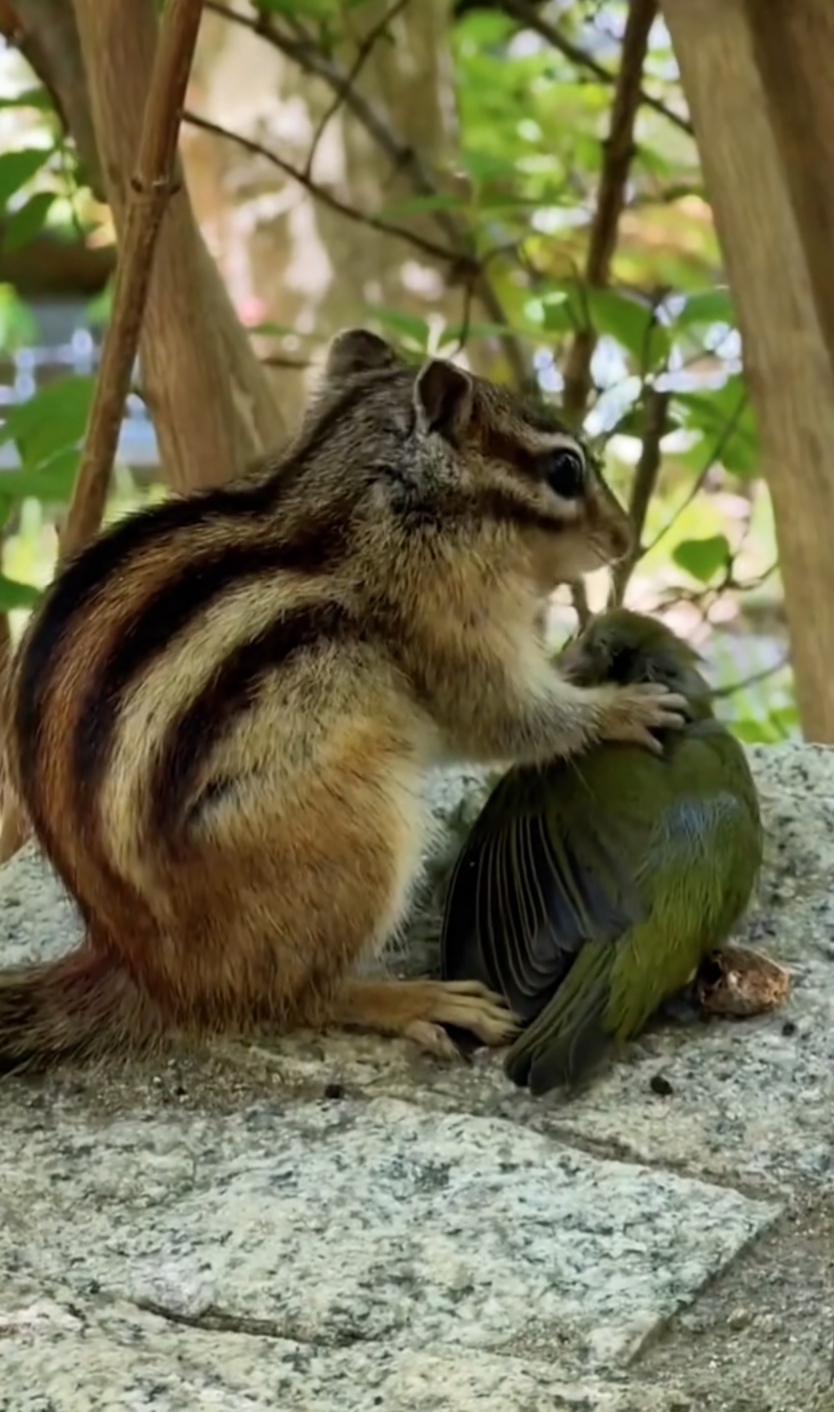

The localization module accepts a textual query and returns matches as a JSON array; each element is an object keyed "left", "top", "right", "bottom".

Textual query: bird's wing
[{"left": 440, "top": 756, "right": 648, "bottom": 1021}]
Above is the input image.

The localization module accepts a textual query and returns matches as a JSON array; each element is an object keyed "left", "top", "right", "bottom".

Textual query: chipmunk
[{"left": 0, "top": 329, "right": 688, "bottom": 1072}]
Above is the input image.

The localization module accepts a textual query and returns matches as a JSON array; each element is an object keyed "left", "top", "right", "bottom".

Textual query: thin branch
[
  {"left": 501, "top": 0, "right": 693, "bottom": 137},
  {"left": 641, "top": 391, "right": 748, "bottom": 556},
  {"left": 303, "top": 0, "right": 409, "bottom": 181},
  {"left": 559, "top": 0, "right": 657, "bottom": 621},
  {"left": 203, "top": 2, "right": 441, "bottom": 205},
  {"left": 712, "top": 653, "right": 790, "bottom": 701},
  {"left": 571, "top": 578, "right": 592, "bottom": 629},
  {"left": 184, "top": 110, "right": 463, "bottom": 265},
  {"left": 202, "top": 1, "right": 529, "bottom": 387},
  {"left": 610, "top": 386, "right": 670, "bottom": 605},
  {"left": 61, "top": 0, "right": 205, "bottom": 562},
  {"left": 562, "top": 0, "right": 659, "bottom": 419}
]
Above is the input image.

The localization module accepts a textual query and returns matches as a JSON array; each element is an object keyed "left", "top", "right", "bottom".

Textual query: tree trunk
[
  {"left": 662, "top": 0, "right": 834, "bottom": 741},
  {"left": 73, "top": 0, "right": 286, "bottom": 489}
]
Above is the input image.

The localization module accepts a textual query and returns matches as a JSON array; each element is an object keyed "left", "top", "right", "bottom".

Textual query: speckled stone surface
[{"left": 1, "top": 743, "right": 834, "bottom": 1411}]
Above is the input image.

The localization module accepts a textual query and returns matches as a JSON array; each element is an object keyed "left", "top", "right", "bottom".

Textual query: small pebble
[
  {"left": 727, "top": 1306, "right": 752, "bottom": 1331},
  {"left": 650, "top": 1074, "right": 674, "bottom": 1097}
]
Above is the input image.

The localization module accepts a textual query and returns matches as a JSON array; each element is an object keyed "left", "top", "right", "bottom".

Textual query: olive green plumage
[{"left": 440, "top": 608, "right": 763, "bottom": 1095}]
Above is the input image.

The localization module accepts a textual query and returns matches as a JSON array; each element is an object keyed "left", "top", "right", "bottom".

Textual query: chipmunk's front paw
[
  {"left": 403, "top": 1020, "right": 466, "bottom": 1062},
  {"left": 602, "top": 683, "right": 690, "bottom": 755},
  {"left": 426, "top": 979, "right": 520, "bottom": 1047}
]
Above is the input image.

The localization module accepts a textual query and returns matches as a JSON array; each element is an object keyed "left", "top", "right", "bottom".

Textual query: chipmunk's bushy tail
[{"left": 0, "top": 944, "right": 165, "bottom": 1074}]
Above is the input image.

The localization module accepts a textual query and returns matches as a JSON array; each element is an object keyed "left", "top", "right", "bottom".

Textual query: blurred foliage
[{"left": 0, "top": 0, "right": 794, "bottom": 739}]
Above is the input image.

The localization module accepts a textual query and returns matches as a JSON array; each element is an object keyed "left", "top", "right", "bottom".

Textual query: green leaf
[
  {"left": 672, "top": 534, "right": 731, "bottom": 583},
  {"left": 0, "top": 447, "right": 81, "bottom": 502},
  {"left": 372, "top": 308, "right": 432, "bottom": 349},
  {"left": 524, "top": 290, "right": 573, "bottom": 333},
  {"left": 442, "top": 320, "right": 521, "bottom": 341},
  {"left": 0, "top": 574, "right": 41, "bottom": 611},
  {"left": 0, "top": 283, "right": 38, "bottom": 352},
  {"left": 675, "top": 377, "right": 759, "bottom": 477},
  {"left": 0, "top": 148, "right": 52, "bottom": 208},
  {"left": 587, "top": 288, "right": 671, "bottom": 369},
  {"left": 86, "top": 280, "right": 115, "bottom": 328},
  {"left": 676, "top": 287, "right": 735, "bottom": 328},
  {"left": 731, "top": 717, "right": 782, "bottom": 745},
  {"left": 0, "top": 376, "right": 96, "bottom": 469},
  {"left": 0, "top": 89, "right": 53, "bottom": 113},
  {"left": 3, "top": 192, "right": 56, "bottom": 251},
  {"left": 608, "top": 402, "right": 683, "bottom": 439},
  {"left": 256, "top": 0, "right": 333, "bottom": 17},
  {"left": 377, "top": 193, "right": 468, "bottom": 218},
  {"left": 247, "top": 320, "right": 298, "bottom": 338}
]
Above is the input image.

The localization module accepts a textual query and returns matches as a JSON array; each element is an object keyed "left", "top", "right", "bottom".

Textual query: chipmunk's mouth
[{"left": 590, "top": 531, "right": 631, "bottom": 568}]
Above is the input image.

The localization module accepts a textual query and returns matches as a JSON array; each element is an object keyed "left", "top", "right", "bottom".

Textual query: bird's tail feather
[{"left": 504, "top": 942, "right": 617, "bottom": 1094}]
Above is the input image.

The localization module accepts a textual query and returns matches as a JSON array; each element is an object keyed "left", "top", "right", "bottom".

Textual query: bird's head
[{"left": 559, "top": 608, "right": 714, "bottom": 716}]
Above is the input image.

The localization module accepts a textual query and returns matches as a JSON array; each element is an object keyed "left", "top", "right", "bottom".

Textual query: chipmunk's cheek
[{"left": 544, "top": 530, "right": 608, "bottom": 585}]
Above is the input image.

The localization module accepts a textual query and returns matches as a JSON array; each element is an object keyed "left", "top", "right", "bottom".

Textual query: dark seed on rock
[
  {"left": 781, "top": 1020, "right": 797, "bottom": 1037},
  {"left": 323, "top": 1082, "right": 346, "bottom": 1101},
  {"left": 650, "top": 1074, "right": 674, "bottom": 1097}
]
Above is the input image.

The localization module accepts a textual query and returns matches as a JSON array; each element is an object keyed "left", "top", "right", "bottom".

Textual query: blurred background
[{"left": 0, "top": 0, "right": 794, "bottom": 742}]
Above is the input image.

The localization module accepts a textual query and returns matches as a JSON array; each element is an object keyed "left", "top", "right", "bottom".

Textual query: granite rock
[{"left": 1, "top": 743, "right": 833, "bottom": 1411}]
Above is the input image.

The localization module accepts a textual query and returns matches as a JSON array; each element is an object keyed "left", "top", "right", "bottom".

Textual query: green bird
[{"left": 440, "top": 608, "right": 763, "bottom": 1095}]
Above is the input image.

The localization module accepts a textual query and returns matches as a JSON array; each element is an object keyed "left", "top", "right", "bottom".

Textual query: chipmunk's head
[{"left": 316, "top": 329, "right": 633, "bottom": 591}]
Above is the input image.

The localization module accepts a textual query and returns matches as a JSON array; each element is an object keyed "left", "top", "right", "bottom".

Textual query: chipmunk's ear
[
  {"left": 414, "top": 359, "right": 474, "bottom": 441},
  {"left": 325, "top": 328, "right": 400, "bottom": 379}
]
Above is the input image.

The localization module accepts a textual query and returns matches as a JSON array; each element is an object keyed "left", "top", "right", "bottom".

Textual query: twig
[
  {"left": 609, "top": 386, "right": 670, "bottom": 605},
  {"left": 500, "top": 0, "right": 692, "bottom": 137},
  {"left": 205, "top": 3, "right": 445, "bottom": 216},
  {"left": 570, "top": 578, "right": 592, "bottom": 629},
  {"left": 201, "top": 2, "right": 529, "bottom": 387},
  {"left": 558, "top": 0, "right": 657, "bottom": 622},
  {"left": 641, "top": 390, "right": 748, "bottom": 556},
  {"left": 711, "top": 654, "right": 790, "bottom": 701},
  {"left": 562, "top": 0, "right": 659, "bottom": 419},
  {"left": 60, "top": 0, "right": 205, "bottom": 562},
  {"left": 184, "top": 110, "right": 463, "bottom": 266},
  {"left": 303, "top": 0, "right": 409, "bottom": 181}
]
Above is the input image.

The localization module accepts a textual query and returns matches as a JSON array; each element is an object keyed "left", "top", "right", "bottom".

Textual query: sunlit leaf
[
  {"left": 0, "top": 376, "right": 96, "bottom": 470},
  {"left": 0, "top": 447, "right": 82, "bottom": 502},
  {"left": 373, "top": 308, "right": 432, "bottom": 349},
  {"left": 377, "top": 193, "right": 468, "bottom": 218},
  {"left": 246, "top": 320, "right": 298, "bottom": 337},
  {"left": 3, "top": 192, "right": 56, "bottom": 251},
  {"left": 0, "top": 574, "right": 41, "bottom": 610},
  {"left": 443, "top": 320, "right": 521, "bottom": 341},
  {"left": 0, "top": 148, "right": 52, "bottom": 208},
  {"left": 0, "top": 283, "right": 38, "bottom": 352},
  {"left": 255, "top": 0, "right": 333, "bottom": 17},
  {"left": 0, "top": 89, "right": 53, "bottom": 113},
  {"left": 673, "top": 533, "right": 731, "bottom": 583},
  {"left": 586, "top": 288, "right": 672, "bottom": 369},
  {"left": 674, "top": 377, "right": 759, "bottom": 476},
  {"left": 676, "top": 286, "right": 736, "bottom": 328}
]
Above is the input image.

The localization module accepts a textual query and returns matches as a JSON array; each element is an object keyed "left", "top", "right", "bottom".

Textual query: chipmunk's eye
[{"left": 540, "top": 447, "right": 585, "bottom": 500}]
